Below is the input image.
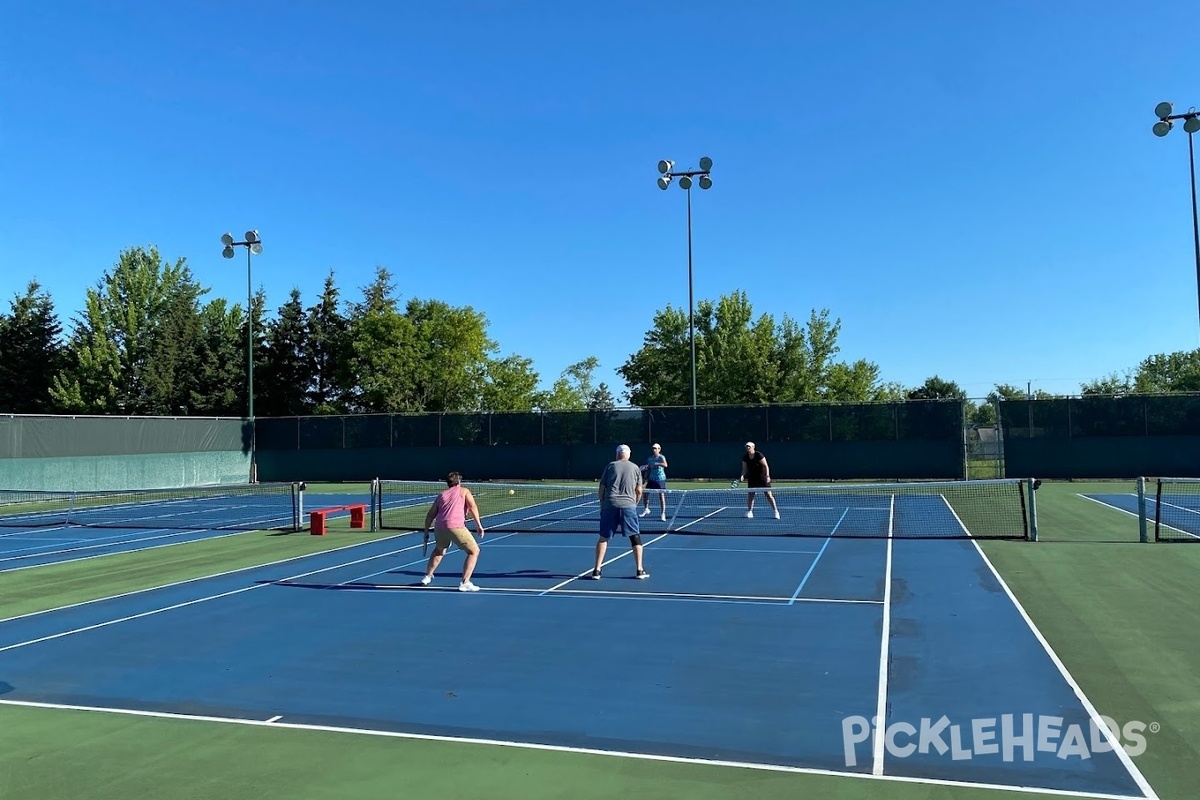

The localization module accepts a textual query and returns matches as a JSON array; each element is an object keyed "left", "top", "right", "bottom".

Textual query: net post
[
  {"left": 295, "top": 481, "right": 303, "bottom": 531},
  {"left": 1137, "top": 477, "right": 1148, "bottom": 543},
  {"left": 1025, "top": 477, "right": 1039, "bottom": 541},
  {"left": 370, "top": 478, "right": 379, "bottom": 532}
]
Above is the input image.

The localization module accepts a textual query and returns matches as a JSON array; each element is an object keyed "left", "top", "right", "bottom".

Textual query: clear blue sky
[{"left": 2, "top": 1, "right": 1199, "bottom": 401}]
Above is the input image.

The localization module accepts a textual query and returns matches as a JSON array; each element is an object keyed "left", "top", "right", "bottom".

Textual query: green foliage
[
  {"left": 0, "top": 281, "right": 64, "bottom": 413},
  {"left": 257, "top": 288, "right": 311, "bottom": 416},
  {"left": 907, "top": 375, "right": 966, "bottom": 401},
  {"left": 619, "top": 292, "right": 885, "bottom": 406},
  {"left": 535, "top": 357, "right": 603, "bottom": 411},
  {"left": 481, "top": 355, "right": 541, "bottom": 411},
  {"left": 51, "top": 246, "right": 203, "bottom": 414}
]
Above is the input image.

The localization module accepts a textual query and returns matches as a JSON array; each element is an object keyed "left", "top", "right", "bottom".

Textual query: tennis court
[{"left": 0, "top": 479, "right": 1158, "bottom": 799}]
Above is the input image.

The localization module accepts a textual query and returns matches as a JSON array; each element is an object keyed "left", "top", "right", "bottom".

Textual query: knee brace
[{"left": 628, "top": 534, "right": 642, "bottom": 547}]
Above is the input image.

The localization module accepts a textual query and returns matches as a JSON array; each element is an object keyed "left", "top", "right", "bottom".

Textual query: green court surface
[{"left": 1, "top": 480, "right": 1198, "bottom": 799}]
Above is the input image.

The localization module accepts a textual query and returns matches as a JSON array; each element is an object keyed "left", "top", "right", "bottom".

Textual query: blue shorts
[{"left": 599, "top": 506, "right": 639, "bottom": 540}]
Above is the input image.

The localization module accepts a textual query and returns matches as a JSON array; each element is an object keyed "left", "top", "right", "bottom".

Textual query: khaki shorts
[{"left": 435, "top": 526, "right": 478, "bottom": 552}]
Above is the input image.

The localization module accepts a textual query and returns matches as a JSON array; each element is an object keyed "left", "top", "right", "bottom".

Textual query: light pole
[
  {"left": 1153, "top": 102, "right": 1200, "bottom": 339},
  {"left": 657, "top": 156, "right": 713, "bottom": 411},
  {"left": 222, "top": 231, "right": 263, "bottom": 477}
]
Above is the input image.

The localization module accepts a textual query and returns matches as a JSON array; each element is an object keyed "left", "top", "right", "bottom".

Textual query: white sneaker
[
  {"left": 746, "top": 511, "right": 754, "bottom": 518},
  {"left": 660, "top": 513, "right": 666, "bottom": 522},
  {"left": 640, "top": 508, "right": 650, "bottom": 517},
  {"left": 420, "top": 575, "right": 432, "bottom": 585},
  {"left": 774, "top": 511, "right": 780, "bottom": 519},
  {"left": 458, "top": 581, "right": 480, "bottom": 592}
]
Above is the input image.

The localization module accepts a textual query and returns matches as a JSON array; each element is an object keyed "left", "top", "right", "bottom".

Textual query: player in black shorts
[{"left": 739, "top": 441, "right": 780, "bottom": 519}]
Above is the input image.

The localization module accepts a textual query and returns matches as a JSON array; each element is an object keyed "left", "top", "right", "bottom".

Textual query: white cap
[
  {"left": 652, "top": 443, "right": 661, "bottom": 449},
  {"left": 745, "top": 441, "right": 755, "bottom": 447},
  {"left": 616, "top": 444, "right": 631, "bottom": 456}
]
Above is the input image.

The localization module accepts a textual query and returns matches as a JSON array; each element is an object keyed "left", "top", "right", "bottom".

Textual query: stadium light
[
  {"left": 1152, "top": 102, "right": 1200, "bottom": 340},
  {"left": 655, "top": 156, "right": 713, "bottom": 413},
  {"left": 221, "top": 230, "right": 263, "bottom": 444}
]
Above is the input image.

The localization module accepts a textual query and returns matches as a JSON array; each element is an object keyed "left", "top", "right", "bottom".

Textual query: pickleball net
[
  {"left": 1151, "top": 477, "right": 1200, "bottom": 542},
  {"left": 371, "top": 477, "right": 1032, "bottom": 540},
  {"left": 0, "top": 482, "right": 302, "bottom": 531}
]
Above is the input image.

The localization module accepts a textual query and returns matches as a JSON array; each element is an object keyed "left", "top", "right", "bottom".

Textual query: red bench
[{"left": 310, "top": 504, "right": 367, "bottom": 535}]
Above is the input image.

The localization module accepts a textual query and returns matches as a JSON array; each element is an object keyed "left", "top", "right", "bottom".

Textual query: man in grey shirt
[{"left": 592, "top": 443, "right": 649, "bottom": 580}]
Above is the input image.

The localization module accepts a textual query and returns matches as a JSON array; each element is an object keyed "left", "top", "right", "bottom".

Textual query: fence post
[{"left": 1137, "top": 476, "right": 1148, "bottom": 543}]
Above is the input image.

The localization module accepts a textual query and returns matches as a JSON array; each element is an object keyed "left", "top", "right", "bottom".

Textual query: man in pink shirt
[{"left": 420, "top": 471, "right": 486, "bottom": 591}]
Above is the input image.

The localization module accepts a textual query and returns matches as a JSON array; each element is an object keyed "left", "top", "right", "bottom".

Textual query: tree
[
  {"left": 589, "top": 382, "right": 616, "bottom": 411},
  {"left": 481, "top": 354, "right": 541, "bottom": 411},
  {"left": 617, "top": 308, "right": 692, "bottom": 407},
  {"left": 189, "top": 299, "right": 245, "bottom": 416},
  {"left": 907, "top": 375, "right": 966, "bottom": 401},
  {"left": 306, "top": 271, "right": 351, "bottom": 414},
  {"left": 403, "top": 297, "right": 495, "bottom": 412},
  {"left": 619, "top": 292, "right": 884, "bottom": 406},
  {"left": 257, "top": 288, "right": 312, "bottom": 416},
  {"left": 0, "top": 282, "right": 65, "bottom": 413},
  {"left": 341, "top": 268, "right": 506, "bottom": 413},
  {"left": 536, "top": 357, "right": 602, "bottom": 411},
  {"left": 1130, "top": 351, "right": 1200, "bottom": 393},
  {"left": 51, "top": 246, "right": 203, "bottom": 414}
]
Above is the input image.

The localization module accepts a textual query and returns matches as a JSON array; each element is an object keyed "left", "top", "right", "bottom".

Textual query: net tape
[{"left": 372, "top": 478, "right": 1030, "bottom": 540}]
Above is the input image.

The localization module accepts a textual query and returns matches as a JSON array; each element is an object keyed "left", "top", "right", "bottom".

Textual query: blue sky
[{"left": 2, "top": 1, "right": 1198, "bottom": 402}]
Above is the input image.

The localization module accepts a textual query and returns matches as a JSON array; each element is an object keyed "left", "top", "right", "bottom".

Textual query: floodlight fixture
[
  {"left": 699, "top": 156, "right": 712, "bottom": 171},
  {"left": 699, "top": 175, "right": 713, "bottom": 190},
  {"left": 658, "top": 176, "right": 671, "bottom": 190},
  {"left": 679, "top": 175, "right": 693, "bottom": 190},
  {"left": 222, "top": 245, "right": 236, "bottom": 259},
  {"left": 658, "top": 159, "right": 674, "bottom": 174},
  {"left": 245, "top": 230, "right": 260, "bottom": 243},
  {"left": 221, "top": 232, "right": 234, "bottom": 246},
  {"left": 1150, "top": 101, "right": 1200, "bottom": 346}
]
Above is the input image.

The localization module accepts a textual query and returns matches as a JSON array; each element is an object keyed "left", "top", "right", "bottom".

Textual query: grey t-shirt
[{"left": 600, "top": 459, "right": 643, "bottom": 508}]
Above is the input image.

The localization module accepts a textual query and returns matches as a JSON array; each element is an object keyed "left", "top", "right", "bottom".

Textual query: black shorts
[{"left": 747, "top": 477, "right": 771, "bottom": 489}]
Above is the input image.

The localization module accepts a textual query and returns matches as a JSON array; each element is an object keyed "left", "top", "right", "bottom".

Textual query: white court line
[
  {"left": 537, "top": 532, "right": 671, "bottom": 595},
  {"left": 0, "top": 698, "right": 1150, "bottom": 800},
  {"left": 365, "top": 584, "right": 882, "bottom": 604},
  {"left": 265, "top": 715, "right": 282, "bottom": 723},
  {"left": 786, "top": 508, "right": 847, "bottom": 605},
  {"left": 968, "top": 540, "right": 1160, "bottom": 800},
  {"left": 0, "top": 538, "right": 431, "bottom": 654},
  {"left": 533, "top": 505, "right": 734, "bottom": 595},
  {"left": 871, "top": 494, "right": 895, "bottom": 776}
]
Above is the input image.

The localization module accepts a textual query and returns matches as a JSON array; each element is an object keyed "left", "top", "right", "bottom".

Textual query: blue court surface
[
  {"left": 0, "top": 494, "right": 1157, "bottom": 799},
  {"left": 0, "top": 491, "right": 367, "bottom": 573}
]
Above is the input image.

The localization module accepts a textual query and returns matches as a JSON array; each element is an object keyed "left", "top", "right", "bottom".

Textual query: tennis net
[
  {"left": 0, "top": 482, "right": 302, "bottom": 531},
  {"left": 1152, "top": 478, "right": 1200, "bottom": 542},
  {"left": 371, "top": 478, "right": 1031, "bottom": 540}
]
